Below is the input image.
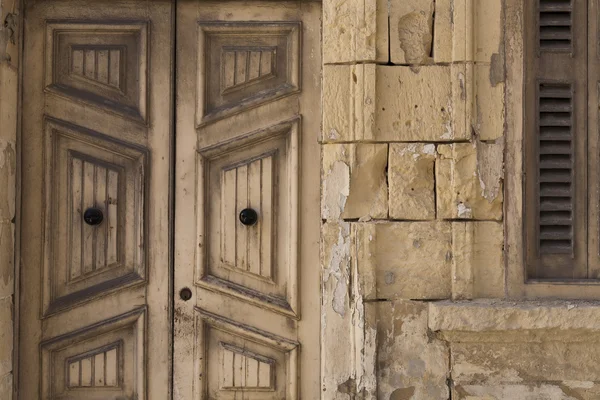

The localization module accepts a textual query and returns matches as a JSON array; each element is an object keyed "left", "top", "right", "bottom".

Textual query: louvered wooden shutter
[{"left": 525, "top": 0, "right": 588, "bottom": 279}]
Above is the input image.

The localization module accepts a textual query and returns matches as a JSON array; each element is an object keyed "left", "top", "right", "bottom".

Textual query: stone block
[
  {"left": 433, "top": 0, "right": 471, "bottom": 62},
  {"left": 436, "top": 143, "right": 503, "bottom": 220},
  {"left": 388, "top": 143, "right": 436, "bottom": 220},
  {"left": 376, "top": 65, "right": 469, "bottom": 142},
  {"left": 473, "top": 0, "right": 503, "bottom": 63},
  {"left": 453, "top": 383, "right": 600, "bottom": 400},
  {"left": 371, "top": 300, "right": 449, "bottom": 399},
  {"left": 0, "top": 296, "right": 12, "bottom": 377},
  {"left": 452, "top": 221, "right": 504, "bottom": 299},
  {"left": 432, "top": 0, "right": 452, "bottom": 63},
  {"left": 428, "top": 300, "right": 600, "bottom": 333},
  {"left": 433, "top": 0, "right": 503, "bottom": 63},
  {"left": 474, "top": 64, "right": 504, "bottom": 141},
  {"left": 322, "top": 144, "right": 388, "bottom": 221},
  {"left": 452, "top": 342, "right": 600, "bottom": 384},
  {"left": 390, "top": 0, "right": 434, "bottom": 65},
  {"left": 323, "top": 0, "right": 388, "bottom": 63},
  {"left": 323, "top": 64, "right": 376, "bottom": 142},
  {"left": 354, "top": 222, "right": 452, "bottom": 300},
  {"left": 324, "top": 65, "right": 470, "bottom": 142},
  {"left": 0, "top": 223, "right": 14, "bottom": 299}
]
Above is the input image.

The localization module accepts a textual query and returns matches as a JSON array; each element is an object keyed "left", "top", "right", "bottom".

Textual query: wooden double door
[{"left": 19, "top": 1, "right": 321, "bottom": 398}]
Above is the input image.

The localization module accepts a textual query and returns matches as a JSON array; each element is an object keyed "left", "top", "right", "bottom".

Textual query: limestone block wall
[
  {"left": 321, "top": 0, "right": 600, "bottom": 399},
  {"left": 0, "top": 0, "right": 17, "bottom": 398}
]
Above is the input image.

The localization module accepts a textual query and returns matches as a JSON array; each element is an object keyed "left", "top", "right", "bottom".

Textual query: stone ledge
[{"left": 429, "top": 300, "right": 600, "bottom": 333}]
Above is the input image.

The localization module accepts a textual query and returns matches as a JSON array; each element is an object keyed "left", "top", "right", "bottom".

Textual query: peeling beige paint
[
  {"left": 323, "top": 161, "right": 350, "bottom": 221},
  {"left": 323, "top": 223, "right": 350, "bottom": 317}
]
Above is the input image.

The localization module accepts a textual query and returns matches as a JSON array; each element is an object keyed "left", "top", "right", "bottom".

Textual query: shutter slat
[
  {"left": 539, "top": 127, "right": 572, "bottom": 140},
  {"left": 540, "top": 211, "right": 572, "bottom": 225},
  {"left": 537, "top": 82, "right": 574, "bottom": 255},
  {"left": 539, "top": 169, "right": 572, "bottom": 182},
  {"left": 540, "top": 197, "right": 572, "bottom": 211},
  {"left": 539, "top": 0, "right": 572, "bottom": 51},
  {"left": 540, "top": 226, "right": 572, "bottom": 240},
  {"left": 540, "top": 182, "right": 571, "bottom": 196}
]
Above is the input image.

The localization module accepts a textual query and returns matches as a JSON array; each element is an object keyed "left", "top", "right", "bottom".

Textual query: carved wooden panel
[
  {"left": 221, "top": 155, "right": 274, "bottom": 280},
  {"left": 220, "top": 343, "right": 274, "bottom": 390},
  {"left": 196, "top": 309, "right": 298, "bottom": 399},
  {"left": 196, "top": 22, "right": 300, "bottom": 125},
  {"left": 197, "top": 119, "right": 299, "bottom": 316},
  {"left": 67, "top": 343, "right": 120, "bottom": 387},
  {"left": 45, "top": 21, "right": 148, "bottom": 122},
  {"left": 41, "top": 307, "right": 145, "bottom": 400},
  {"left": 43, "top": 118, "right": 147, "bottom": 315}
]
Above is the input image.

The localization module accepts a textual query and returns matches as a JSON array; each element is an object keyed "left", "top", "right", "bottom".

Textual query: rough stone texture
[
  {"left": 321, "top": 222, "right": 377, "bottom": 399},
  {"left": 390, "top": 0, "right": 434, "bottom": 65},
  {"left": 323, "top": 0, "right": 388, "bottom": 63},
  {"left": 322, "top": 144, "right": 388, "bottom": 221},
  {"left": 376, "top": 65, "right": 469, "bottom": 142},
  {"left": 453, "top": 384, "right": 600, "bottom": 400},
  {"left": 372, "top": 301, "right": 449, "bottom": 400},
  {"left": 437, "top": 143, "right": 503, "bottom": 220},
  {"left": 323, "top": 64, "right": 376, "bottom": 142},
  {"left": 388, "top": 143, "right": 436, "bottom": 220},
  {"left": 474, "top": 64, "right": 505, "bottom": 141},
  {"left": 432, "top": 0, "right": 453, "bottom": 63},
  {"left": 0, "top": 296, "right": 12, "bottom": 377},
  {"left": 452, "top": 342, "right": 600, "bottom": 384},
  {"left": 452, "top": 222, "right": 504, "bottom": 299},
  {"left": 429, "top": 300, "right": 600, "bottom": 332},
  {"left": 324, "top": 65, "right": 470, "bottom": 142},
  {"left": 354, "top": 222, "right": 452, "bottom": 300},
  {"left": 473, "top": 0, "right": 503, "bottom": 64},
  {"left": 433, "top": 0, "right": 503, "bottom": 63}
]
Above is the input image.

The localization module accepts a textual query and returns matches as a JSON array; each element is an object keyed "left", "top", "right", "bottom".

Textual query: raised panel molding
[
  {"left": 196, "top": 119, "right": 300, "bottom": 317},
  {"left": 45, "top": 21, "right": 148, "bottom": 122},
  {"left": 41, "top": 307, "right": 146, "bottom": 400},
  {"left": 67, "top": 342, "right": 121, "bottom": 388},
  {"left": 220, "top": 343, "right": 275, "bottom": 390},
  {"left": 196, "top": 21, "right": 301, "bottom": 126},
  {"left": 195, "top": 308, "right": 298, "bottom": 400},
  {"left": 43, "top": 118, "right": 147, "bottom": 315}
]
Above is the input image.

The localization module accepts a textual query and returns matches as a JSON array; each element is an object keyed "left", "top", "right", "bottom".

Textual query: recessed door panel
[{"left": 175, "top": 2, "right": 321, "bottom": 399}]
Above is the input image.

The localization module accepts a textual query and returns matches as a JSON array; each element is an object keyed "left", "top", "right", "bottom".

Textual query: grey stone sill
[{"left": 428, "top": 299, "right": 600, "bottom": 333}]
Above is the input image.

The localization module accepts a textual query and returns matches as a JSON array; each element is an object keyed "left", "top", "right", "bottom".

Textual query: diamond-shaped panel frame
[
  {"left": 195, "top": 308, "right": 299, "bottom": 400},
  {"left": 41, "top": 307, "right": 146, "bottom": 400},
  {"left": 195, "top": 119, "right": 300, "bottom": 318},
  {"left": 43, "top": 118, "right": 147, "bottom": 316},
  {"left": 196, "top": 21, "right": 300, "bottom": 126},
  {"left": 45, "top": 21, "right": 149, "bottom": 122}
]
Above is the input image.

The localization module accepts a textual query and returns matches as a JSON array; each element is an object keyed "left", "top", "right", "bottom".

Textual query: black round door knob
[
  {"left": 83, "top": 208, "right": 104, "bottom": 226},
  {"left": 239, "top": 208, "right": 258, "bottom": 226},
  {"left": 179, "top": 287, "right": 192, "bottom": 301}
]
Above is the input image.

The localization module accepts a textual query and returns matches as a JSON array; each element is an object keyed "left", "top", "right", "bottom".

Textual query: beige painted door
[
  {"left": 19, "top": 1, "right": 173, "bottom": 398},
  {"left": 173, "top": 1, "right": 321, "bottom": 399},
  {"left": 19, "top": 0, "right": 320, "bottom": 398}
]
